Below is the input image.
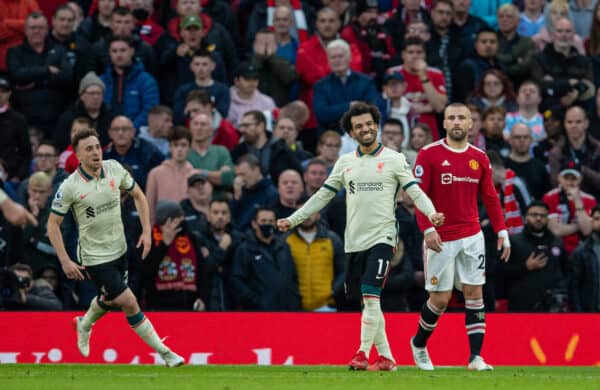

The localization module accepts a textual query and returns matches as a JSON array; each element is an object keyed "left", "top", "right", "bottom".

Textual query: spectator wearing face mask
[{"left": 230, "top": 206, "right": 301, "bottom": 311}]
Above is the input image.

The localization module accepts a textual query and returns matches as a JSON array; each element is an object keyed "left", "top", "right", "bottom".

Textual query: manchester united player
[{"left": 410, "top": 103, "right": 511, "bottom": 371}]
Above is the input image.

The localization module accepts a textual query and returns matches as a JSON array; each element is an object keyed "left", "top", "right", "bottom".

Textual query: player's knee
[{"left": 429, "top": 292, "right": 451, "bottom": 310}]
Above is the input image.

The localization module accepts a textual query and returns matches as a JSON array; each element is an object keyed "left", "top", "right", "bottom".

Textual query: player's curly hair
[
  {"left": 71, "top": 128, "right": 100, "bottom": 150},
  {"left": 340, "top": 102, "right": 381, "bottom": 134}
]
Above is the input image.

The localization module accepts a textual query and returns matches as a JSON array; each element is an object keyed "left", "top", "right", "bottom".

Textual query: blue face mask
[{"left": 259, "top": 224, "right": 275, "bottom": 238}]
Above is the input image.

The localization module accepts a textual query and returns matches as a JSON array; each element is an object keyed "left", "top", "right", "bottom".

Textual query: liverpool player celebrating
[
  {"left": 410, "top": 103, "right": 511, "bottom": 371},
  {"left": 277, "top": 102, "right": 444, "bottom": 371}
]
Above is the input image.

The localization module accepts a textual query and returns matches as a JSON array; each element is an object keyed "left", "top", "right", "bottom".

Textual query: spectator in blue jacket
[
  {"left": 313, "top": 39, "right": 383, "bottom": 133},
  {"left": 469, "top": 0, "right": 512, "bottom": 30},
  {"left": 103, "top": 115, "right": 164, "bottom": 189},
  {"left": 100, "top": 35, "right": 159, "bottom": 130}
]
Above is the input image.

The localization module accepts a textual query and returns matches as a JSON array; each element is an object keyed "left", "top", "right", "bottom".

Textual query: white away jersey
[
  {"left": 51, "top": 160, "right": 135, "bottom": 266},
  {"left": 288, "top": 144, "right": 435, "bottom": 252}
]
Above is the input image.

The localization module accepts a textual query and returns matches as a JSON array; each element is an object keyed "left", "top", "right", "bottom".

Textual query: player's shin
[
  {"left": 80, "top": 296, "right": 109, "bottom": 331},
  {"left": 127, "top": 312, "right": 169, "bottom": 354},
  {"left": 359, "top": 285, "right": 382, "bottom": 356},
  {"left": 465, "top": 298, "right": 486, "bottom": 360},
  {"left": 413, "top": 299, "right": 444, "bottom": 348},
  {"left": 373, "top": 309, "right": 394, "bottom": 361}
]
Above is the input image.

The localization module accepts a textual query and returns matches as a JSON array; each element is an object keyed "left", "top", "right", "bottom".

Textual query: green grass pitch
[{"left": 0, "top": 365, "right": 598, "bottom": 390}]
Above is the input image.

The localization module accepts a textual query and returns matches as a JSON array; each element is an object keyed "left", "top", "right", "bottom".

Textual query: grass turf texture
[{"left": 0, "top": 365, "right": 597, "bottom": 390}]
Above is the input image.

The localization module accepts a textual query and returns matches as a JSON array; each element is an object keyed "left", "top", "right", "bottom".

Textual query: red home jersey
[{"left": 414, "top": 139, "right": 506, "bottom": 241}]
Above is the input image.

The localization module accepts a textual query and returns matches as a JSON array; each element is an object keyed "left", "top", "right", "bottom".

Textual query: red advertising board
[{"left": 0, "top": 313, "right": 598, "bottom": 366}]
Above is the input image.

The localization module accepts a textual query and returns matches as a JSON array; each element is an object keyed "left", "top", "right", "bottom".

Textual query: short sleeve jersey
[
  {"left": 51, "top": 160, "right": 135, "bottom": 266},
  {"left": 321, "top": 144, "right": 418, "bottom": 252}
]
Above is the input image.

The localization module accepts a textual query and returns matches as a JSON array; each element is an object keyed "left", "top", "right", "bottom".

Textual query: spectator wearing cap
[
  {"left": 548, "top": 106, "right": 600, "bottom": 198},
  {"left": 382, "top": 71, "right": 410, "bottom": 145},
  {"left": 186, "top": 112, "right": 234, "bottom": 200},
  {"left": 569, "top": 206, "right": 600, "bottom": 312},
  {"left": 387, "top": 37, "right": 447, "bottom": 141},
  {"left": 48, "top": 4, "right": 93, "bottom": 86},
  {"left": 6, "top": 12, "right": 73, "bottom": 138},
  {"left": 100, "top": 35, "right": 159, "bottom": 130},
  {"left": 159, "top": 14, "right": 227, "bottom": 106},
  {"left": 172, "top": 49, "right": 230, "bottom": 123},
  {"left": 340, "top": 0, "right": 396, "bottom": 84},
  {"left": 55, "top": 71, "right": 113, "bottom": 150},
  {"left": 496, "top": 4, "right": 536, "bottom": 90},
  {"left": 231, "top": 110, "right": 302, "bottom": 185},
  {"left": 180, "top": 173, "right": 213, "bottom": 236},
  {"left": 88, "top": 7, "right": 158, "bottom": 77},
  {"left": 497, "top": 200, "right": 567, "bottom": 312},
  {"left": 249, "top": 28, "right": 298, "bottom": 107},
  {"left": 143, "top": 200, "right": 210, "bottom": 311},
  {"left": 146, "top": 126, "right": 199, "bottom": 225},
  {"left": 533, "top": 108, "right": 565, "bottom": 164},
  {"left": 313, "top": 39, "right": 383, "bottom": 133},
  {"left": 183, "top": 90, "right": 239, "bottom": 151},
  {"left": 0, "top": 76, "right": 31, "bottom": 181},
  {"left": 227, "top": 62, "right": 276, "bottom": 129},
  {"left": 543, "top": 159, "right": 597, "bottom": 255},
  {"left": 531, "top": 18, "right": 594, "bottom": 111},
  {"left": 0, "top": 0, "right": 40, "bottom": 74},
  {"left": 166, "top": 0, "right": 237, "bottom": 83}
]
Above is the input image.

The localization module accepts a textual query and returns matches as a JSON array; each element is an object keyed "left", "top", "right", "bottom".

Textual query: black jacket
[
  {"left": 531, "top": 44, "right": 594, "bottom": 108},
  {"left": 499, "top": 226, "right": 567, "bottom": 311},
  {"left": 569, "top": 236, "right": 600, "bottom": 312},
  {"left": 89, "top": 33, "right": 158, "bottom": 77},
  {"left": 142, "top": 225, "right": 210, "bottom": 311},
  {"left": 231, "top": 231, "right": 301, "bottom": 311},
  {"left": 55, "top": 100, "right": 113, "bottom": 150},
  {"left": 197, "top": 224, "right": 244, "bottom": 311},
  {"left": 78, "top": 14, "right": 112, "bottom": 44},
  {"left": 231, "top": 136, "right": 303, "bottom": 185},
  {"left": 6, "top": 39, "right": 73, "bottom": 125},
  {"left": 0, "top": 108, "right": 31, "bottom": 180},
  {"left": 48, "top": 31, "right": 93, "bottom": 85}
]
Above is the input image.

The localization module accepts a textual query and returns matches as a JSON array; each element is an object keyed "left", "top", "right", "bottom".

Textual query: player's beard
[
  {"left": 448, "top": 127, "right": 468, "bottom": 142},
  {"left": 357, "top": 131, "right": 377, "bottom": 147}
]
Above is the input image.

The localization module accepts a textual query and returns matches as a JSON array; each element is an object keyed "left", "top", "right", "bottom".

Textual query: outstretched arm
[{"left": 130, "top": 184, "right": 151, "bottom": 259}]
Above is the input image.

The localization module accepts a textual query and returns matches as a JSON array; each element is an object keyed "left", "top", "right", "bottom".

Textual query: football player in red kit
[{"left": 410, "top": 103, "right": 511, "bottom": 371}]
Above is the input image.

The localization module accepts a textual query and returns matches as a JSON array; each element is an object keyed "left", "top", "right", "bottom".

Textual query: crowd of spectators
[{"left": 0, "top": 0, "right": 599, "bottom": 313}]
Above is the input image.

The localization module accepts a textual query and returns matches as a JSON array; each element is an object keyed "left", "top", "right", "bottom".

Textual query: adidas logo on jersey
[{"left": 442, "top": 160, "right": 451, "bottom": 166}]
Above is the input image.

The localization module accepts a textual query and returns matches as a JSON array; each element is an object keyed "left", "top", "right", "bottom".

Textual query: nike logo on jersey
[{"left": 442, "top": 160, "right": 451, "bottom": 166}]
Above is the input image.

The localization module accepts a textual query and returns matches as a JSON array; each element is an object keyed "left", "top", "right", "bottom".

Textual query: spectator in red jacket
[
  {"left": 0, "top": 0, "right": 40, "bottom": 73},
  {"left": 340, "top": 0, "right": 396, "bottom": 84},
  {"left": 296, "top": 7, "right": 363, "bottom": 130}
]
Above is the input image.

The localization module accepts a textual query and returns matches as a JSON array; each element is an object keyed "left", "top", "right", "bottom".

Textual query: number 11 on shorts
[{"left": 377, "top": 258, "right": 390, "bottom": 279}]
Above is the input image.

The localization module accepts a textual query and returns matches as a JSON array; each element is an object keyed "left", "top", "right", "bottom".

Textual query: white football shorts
[{"left": 424, "top": 231, "right": 486, "bottom": 292}]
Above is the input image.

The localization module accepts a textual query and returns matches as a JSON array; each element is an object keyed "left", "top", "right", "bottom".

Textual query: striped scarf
[
  {"left": 266, "top": 0, "right": 308, "bottom": 43},
  {"left": 500, "top": 169, "right": 524, "bottom": 235}
]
